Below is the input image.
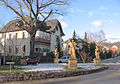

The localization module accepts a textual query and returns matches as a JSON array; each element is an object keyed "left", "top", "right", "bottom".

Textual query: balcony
[{"left": 35, "top": 38, "right": 50, "bottom": 44}]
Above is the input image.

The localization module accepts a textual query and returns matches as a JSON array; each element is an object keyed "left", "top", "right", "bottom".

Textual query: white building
[{"left": 0, "top": 18, "right": 64, "bottom": 64}]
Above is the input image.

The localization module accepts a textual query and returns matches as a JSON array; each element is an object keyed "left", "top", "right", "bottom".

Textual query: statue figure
[
  {"left": 95, "top": 46, "right": 100, "bottom": 59},
  {"left": 21, "top": 44, "right": 25, "bottom": 57},
  {"left": 68, "top": 40, "right": 77, "bottom": 59},
  {"left": 55, "top": 46, "right": 58, "bottom": 59}
]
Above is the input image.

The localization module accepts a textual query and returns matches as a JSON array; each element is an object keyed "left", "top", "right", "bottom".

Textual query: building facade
[{"left": 0, "top": 18, "right": 64, "bottom": 64}]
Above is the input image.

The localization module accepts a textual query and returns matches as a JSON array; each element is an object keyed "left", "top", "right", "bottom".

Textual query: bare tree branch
[
  {"left": 42, "top": 10, "right": 53, "bottom": 22},
  {"left": 15, "top": 0, "right": 25, "bottom": 18},
  {"left": 1, "top": 0, "right": 32, "bottom": 29},
  {"left": 39, "top": 0, "right": 55, "bottom": 9},
  {"left": 36, "top": 0, "right": 39, "bottom": 16},
  {"left": 38, "top": 12, "right": 46, "bottom": 18},
  {"left": 0, "top": 0, "right": 69, "bottom": 58},
  {"left": 22, "top": 0, "right": 31, "bottom": 16},
  {"left": 26, "top": 0, "right": 37, "bottom": 21}
]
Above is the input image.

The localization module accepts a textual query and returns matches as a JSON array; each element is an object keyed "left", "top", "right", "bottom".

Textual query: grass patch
[
  {"left": 97, "top": 64, "right": 107, "bottom": 67},
  {"left": 64, "top": 67, "right": 89, "bottom": 71},
  {"left": 0, "top": 65, "right": 25, "bottom": 73}
]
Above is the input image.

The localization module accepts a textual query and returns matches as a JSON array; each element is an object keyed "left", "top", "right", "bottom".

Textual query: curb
[{"left": 0, "top": 66, "right": 108, "bottom": 83}]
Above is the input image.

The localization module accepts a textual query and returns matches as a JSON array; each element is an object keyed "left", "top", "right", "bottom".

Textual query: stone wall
[{"left": 0, "top": 66, "right": 108, "bottom": 83}]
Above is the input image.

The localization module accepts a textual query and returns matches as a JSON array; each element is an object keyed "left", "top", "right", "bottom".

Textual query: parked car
[
  {"left": 58, "top": 55, "right": 70, "bottom": 63},
  {"left": 26, "top": 58, "right": 40, "bottom": 64}
]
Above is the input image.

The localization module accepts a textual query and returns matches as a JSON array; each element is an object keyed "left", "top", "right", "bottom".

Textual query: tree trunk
[
  {"left": 81, "top": 57, "right": 86, "bottom": 63},
  {"left": 30, "top": 34, "right": 35, "bottom": 58}
]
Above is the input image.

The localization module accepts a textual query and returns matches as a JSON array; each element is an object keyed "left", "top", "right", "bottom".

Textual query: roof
[
  {"left": 1, "top": 19, "right": 20, "bottom": 32},
  {"left": 0, "top": 17, "right": 65, "bottom": 36},
  {"left": 100, "top": 42, "right": 120, "bottom": 48},
  {"left": 41, "top": 19, "right": 65, "bottom": 36}
]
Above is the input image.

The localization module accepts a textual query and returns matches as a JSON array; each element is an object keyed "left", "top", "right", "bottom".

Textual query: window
[
  {"left": 47, "top": 48, "right": 50, "bottom": 52},
  {"left": 9, "top": 34, "right": 12, "bottom": 40},
  {"left": 22, "top": 32, "right": 25, "bottom": 39},
  {"left": 21, "top": 45, "right": 25, "bottom": 55},
  {"left": 35, "top": 48, "right": 39, "bottom": 53},
  {"left": 4, "top": 34, "right": 6, "bottom": 38},
  {"left": 2, "top": 33, "right": 4, "bottom": 38},
  {"left": 39, "top": 48, "right": 42, "bottom": 53},
  {"left": 15, "top": 33, "right": 18, "bottom": 39},
  {"left": 15, "top": 46, "right": 19, "bottom": 54},
  {"left": 9, "top": 46, "right": 12, "bottom": 53},
  {"left": 56, "top": 26, "right": 58, "bottom": 31},
  {"left": 43, "top": 48, "right": 46, "bottom": 52}
]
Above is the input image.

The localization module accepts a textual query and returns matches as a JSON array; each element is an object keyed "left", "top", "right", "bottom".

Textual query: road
[{"left": 4, "top": 56, "right": 120, "bottom": 84}]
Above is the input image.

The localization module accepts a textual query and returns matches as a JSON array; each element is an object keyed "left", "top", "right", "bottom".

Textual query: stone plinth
[
  {"left": 54, "top": 58, "right": 59, "bottom": 63},
  {"left": 20, "top": 58, "right": 26, "bottom": 65},
  {"left": 93, "top": 58, "right": 101, "bottom": 66},
  {"left": 68, "top": 58, "right": 77, "bottom": 69}
]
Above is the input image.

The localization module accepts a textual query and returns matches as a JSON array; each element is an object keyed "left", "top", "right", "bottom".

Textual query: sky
[{"left": 0, "top": 0, "right": 120, "bottom": 43}]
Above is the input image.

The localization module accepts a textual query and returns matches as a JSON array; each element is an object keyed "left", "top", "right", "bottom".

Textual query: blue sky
[
  {"left": 0, "top": 0, "right": 120, "bottom": 42},
  {"left": 58, "top": 0, "right": 120, "bottom": 42}
]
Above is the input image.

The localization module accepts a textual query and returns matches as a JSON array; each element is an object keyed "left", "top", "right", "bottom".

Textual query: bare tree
[
  {"left": 78, "top": 49, "right": 90, "bottom": 63},
  {"left": 0, "top": 17, "right": 5, "bottom": 29},
  {"left": 0, "top": 0, "right": 69, "bottom": 58}
]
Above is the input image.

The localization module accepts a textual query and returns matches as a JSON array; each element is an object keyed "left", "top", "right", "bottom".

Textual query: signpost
[{"left": 6, "top": 62, "right": 15, "bottom": 72}]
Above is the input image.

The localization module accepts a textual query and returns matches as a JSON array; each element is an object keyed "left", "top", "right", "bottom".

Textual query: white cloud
[
  {"left": 88, "top": 12, "right": 93, "bottom": 17},
  {"left": 68, "top": 8, "right": 84, "bottom": 14},
  {"left": 98, "top": 6, "right": 108, "bottom": 11},
  {"left": 91, "top": 21, "right": 102, "bottom": 27},
  {"left": 109, "top": 20, "right": 115, "bottom": 24},
  {"left": 105, "top": 35, "right": 120, "bottom": 39},
  {"left": 77, "top": 9, "right": 83, "bottom": 13},
  {"left": 60, "top": 21, "right": 68, "bottom": 28},
  {"left": 69, "top": 8, "right": 74, "bottom": 13},
  {"left": 105, "top": 35, "right": 120, "bottom": 43},
  {"left": 114, "top": 12, "right": 120, "bottom": 16}
]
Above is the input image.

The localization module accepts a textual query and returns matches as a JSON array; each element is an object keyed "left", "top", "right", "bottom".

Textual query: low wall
[{"left": 0, "top": 66, "right": 108, "bottom": 83}]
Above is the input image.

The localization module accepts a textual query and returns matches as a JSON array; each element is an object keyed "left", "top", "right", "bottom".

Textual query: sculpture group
[{"left": 54, "top": 39, "right": 101, "bottom": 68}]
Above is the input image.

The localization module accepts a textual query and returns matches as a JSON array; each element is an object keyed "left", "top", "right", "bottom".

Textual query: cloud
[
  {"left": 98, "top": 6, "right": 108, "bottom": 11},
  {"left": 77, "top": 9, "right": 83, "bottom": 13},
  {"left": 69, "top": 8, "right": 74, "bottom": 13},
  {"left": 68, "top": 8, "right": 83, "bottom": 14},
  {"left": 60, "top": 21, "right": 68, "bottom": 28},
  {"left": 114, "top": 12, "right": 120, "bottom": 16},
  {"left": 105, "top": 35, "right": 120, "bottom": 42},
  {"left": 109, "top": 20, "right": 115, "bottom": 24},
  {"left": 91, "top": 21, "right": 102, "bottom": 27},
  {"left": 88, "top": 12, "right": 93, "bottom": 17}
]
